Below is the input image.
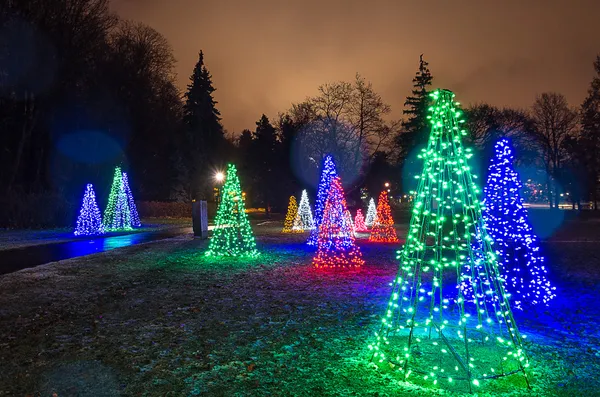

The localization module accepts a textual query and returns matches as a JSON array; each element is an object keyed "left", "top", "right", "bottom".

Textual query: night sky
[{"left": 111, "top": 0, "right": 600, "bottom": 133}]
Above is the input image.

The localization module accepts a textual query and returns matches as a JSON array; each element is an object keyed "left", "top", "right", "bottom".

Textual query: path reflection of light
[
  {"left": 63, "top": 233, "right": 146, "bottom": 258},
  {"left": 103, "top": 233, "right": 144, "bottom": 250}
]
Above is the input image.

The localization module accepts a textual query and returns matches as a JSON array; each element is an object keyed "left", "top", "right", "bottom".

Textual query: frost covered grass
[{"left": 0, "top": 223, "right": 599, "bottom": 396}]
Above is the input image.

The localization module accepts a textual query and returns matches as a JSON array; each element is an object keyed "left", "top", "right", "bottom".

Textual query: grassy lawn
[{"left": 0, "top": 223, "right": 599, "bottom": 396}]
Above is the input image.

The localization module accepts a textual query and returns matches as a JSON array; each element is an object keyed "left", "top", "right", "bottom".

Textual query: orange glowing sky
[{"left": 110, "top": 0, "right": 600, "bottom": 133}]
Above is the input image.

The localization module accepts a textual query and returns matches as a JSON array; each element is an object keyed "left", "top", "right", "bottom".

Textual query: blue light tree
[
  {"left": 74, "top": 184, "right": 105, "bottom": 236},
  {"left": 478, "top": 138, "right": 556, "bottom": 309},
  {"left": 122, "top": 172, "right": 141, "bottom": 227},
  {"left": 307, "top": 155, "right": 338, "bottom": 246}
]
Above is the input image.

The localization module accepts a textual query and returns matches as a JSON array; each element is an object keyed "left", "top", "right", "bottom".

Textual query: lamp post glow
[{"left": 214, "top": 171, "right": 225, "bottom": 204}]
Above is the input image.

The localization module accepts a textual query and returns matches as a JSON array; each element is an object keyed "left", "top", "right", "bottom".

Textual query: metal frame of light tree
[
  {"left": 282, "top": 195, "right": 302, "bottom": 233},
  {"left": 122, "top": 172, "right": 141, "bottom": 227},
  {"left": 307, "top": 155, "right": 338, "bottom": 246},
  {"left": 294, "top": 189, "right": 315, "bottom": 231},
  {"left": 205, "top": 163, "right": 259, "bottom": 257},
  {"left": 103, "top": 166, "right": 133, "bottom": 231},
  {"left": 369, "top": 190, "right": 399, "bottom": 243},
  {"left": 74, "top": 184, "right": 105, "bottom": 236},
  {"left": 466, "top": 138, "right": 555, "bottom": 309},
  {"left": 369, "top": 89, "right": 530, "bottom": 392},
  {"left": 312, "top": 176, "right": 364, "bottom": 269},
  {"left": 365, "top": 198, "right": 377, "bottom": 227}
]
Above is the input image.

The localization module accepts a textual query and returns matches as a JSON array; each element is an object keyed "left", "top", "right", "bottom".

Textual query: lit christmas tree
[
  {"left": 312, "top": 176, "right": 364, "bottom": 269},
  {"left": 368, "top": 190, "right": 399, "bottom": 243},
  {"left": 74, "top": 184, "right": 105, "bottom": 236},
  {"left": 307, "top": 155, "right": 338, "bottom": 246},
  {"left": 369, "top": 90, "right": 529, "bottom": 392},
  {"left": 282, "top": 196, "right": 301, "bottom": 233},
  {"left": 365, "top": 198, "right": 377, "bottom": 227},
  {"left": 103, "top": 166, "right": 133, "bottom": 231},
  {"left": 206, "top": 164, "right": 258, "bottom": 257},
  {"left": 354, "top": 209, "right": 368, "bottom": 232},
  {"left": 344, "top": 209, "right": 355, "bottom": 234},
  {"left": 295, "top": 189, "right": 315, "bottom": 231},
  {"left": 472, "top": 138, "right": 555, "bottom": 309},
  {"left": 110, "top": 183, "right": 133, "bottom": 231},
  {"left": 122, "top": 172, "right": 141, "bottom": 227}
]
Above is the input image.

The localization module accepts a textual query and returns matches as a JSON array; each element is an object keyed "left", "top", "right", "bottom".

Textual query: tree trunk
[
  {"left": 546, "top": 177, "right": 553, "bottom": 209},
  {"left": 8, "top": 91, "right": 36, "bottom": 191}
]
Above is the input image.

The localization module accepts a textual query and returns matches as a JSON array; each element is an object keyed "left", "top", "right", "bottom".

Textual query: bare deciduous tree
[
  {"left": 289, "top": 74, "right": 392, "bottom": 186},
  {"left": 532, "top": 92, "right": 579, "bottom": 208}
]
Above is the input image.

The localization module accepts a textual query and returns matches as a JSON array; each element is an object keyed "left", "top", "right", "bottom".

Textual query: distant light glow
[
  {"left": 369, "top": 190, "right": 398, "bottom": 243},
  {"left": 365, "top": 198, "right": 377, "bottom": 227}
]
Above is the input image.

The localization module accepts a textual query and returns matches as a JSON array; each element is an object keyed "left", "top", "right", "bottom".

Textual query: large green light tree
[
  {"left": 205, "top": 163, "right": 258, "bottom": 257},
  {"left": 369, "top": 89, "right": 529, "bottom": 392}
]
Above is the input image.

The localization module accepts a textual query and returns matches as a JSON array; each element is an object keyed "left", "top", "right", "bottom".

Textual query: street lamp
[
  {"left": 384, "top": 182, "right": 390, "bottom": 188},
  {"left": 214, "top": 171, "right": 225, "bottom": 205}
]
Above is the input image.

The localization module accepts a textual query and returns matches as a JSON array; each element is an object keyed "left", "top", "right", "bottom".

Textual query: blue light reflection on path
[{"left": 0, "top": 228, "right": 192, "bottom": 276}]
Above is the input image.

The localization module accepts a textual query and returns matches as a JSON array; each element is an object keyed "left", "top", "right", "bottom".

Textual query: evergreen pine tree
[
  {"left": 182, "top": 51, "right": 226, "bottom": 199},
  {"left": 580, "top": 56, "right": 600, "bottom": 208},
  {"left": 253, "top": 114, "right": 279, "bottom": 215},
  {"left": 395, "top": 54, "right": 433, "bottom": 161}
]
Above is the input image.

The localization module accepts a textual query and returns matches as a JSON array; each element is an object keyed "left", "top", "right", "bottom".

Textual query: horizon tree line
[{"left": 1, "top": 0, "right": 599, "bottom": 227}]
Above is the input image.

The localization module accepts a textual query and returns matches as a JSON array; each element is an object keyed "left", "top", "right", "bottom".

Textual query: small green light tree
[
  {"left": 103, "top": 166, "right": 133, "bottom": 231},
  {"left": 369, "top": 89, "right": 530, "bottom": 392},
  {"left": 205, "top": 163, "right": 258, "bottom": 257}
]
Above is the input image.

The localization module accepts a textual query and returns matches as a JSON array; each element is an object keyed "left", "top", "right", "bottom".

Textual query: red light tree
[
  {"left": 369, "top": 190, "right": 399, "bottom": 243},
  {"left": 354, "top": 209, "right": 368, "bottom": 232},
  {"left": 312, "top": 176, "right": 364, "bottom": 269}
]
